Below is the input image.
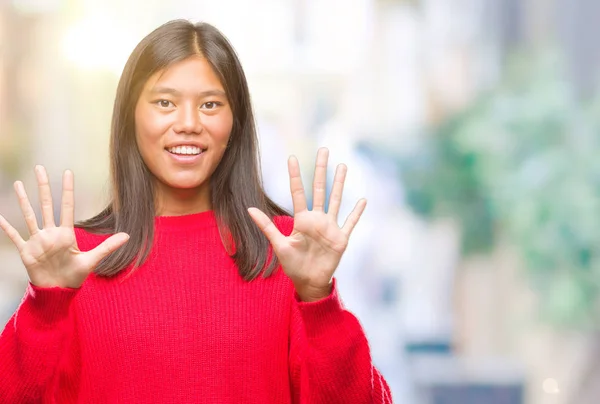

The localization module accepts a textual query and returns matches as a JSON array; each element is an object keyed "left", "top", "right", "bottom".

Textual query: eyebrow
[{"left": 148, "top": 87, "right": 227, "bottom": 98}]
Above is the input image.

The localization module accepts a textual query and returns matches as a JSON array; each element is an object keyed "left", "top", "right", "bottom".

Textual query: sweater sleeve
[
  {"left": 288, "top": 279, "right": 393, "bottom": 404},
  {"left": 0, "top": 227, "right": 97, "bottom": 403},
  {"left": 0, "top": 283, "right": 81, "bottom": 403}
]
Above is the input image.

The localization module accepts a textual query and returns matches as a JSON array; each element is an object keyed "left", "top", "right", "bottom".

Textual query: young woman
[{"left": 0, "top": 20, "right": 392, "bottom": 403}]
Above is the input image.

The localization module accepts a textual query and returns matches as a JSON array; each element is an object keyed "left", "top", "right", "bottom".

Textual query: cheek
[
  {"left": 135, "top": 110, "right": 167, "bottom": 153},
  {"left": 206, "top": 115, "right": 234, "bottom": 146}
]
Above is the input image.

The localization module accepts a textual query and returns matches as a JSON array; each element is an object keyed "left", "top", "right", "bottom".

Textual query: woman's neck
[{"left": 155, "top": 184, "right": 212, "bottom": 217}]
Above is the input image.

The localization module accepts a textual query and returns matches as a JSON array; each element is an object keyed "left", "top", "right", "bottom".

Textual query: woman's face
[{"left": 134, "top": 56, "right": 233, "bottom": 211}]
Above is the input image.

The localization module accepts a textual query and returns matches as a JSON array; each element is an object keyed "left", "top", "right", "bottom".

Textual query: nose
[{"left": 173, "top": 104, "right": 202, "bottom": 134}]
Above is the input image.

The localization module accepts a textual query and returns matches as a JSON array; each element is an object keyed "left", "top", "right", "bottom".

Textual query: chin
[
  {"left": 171, "top": 181, "right": 206, "bottom": 190},
  {"left": 161, "top": 175, "right": 208, "bottom": 191}
]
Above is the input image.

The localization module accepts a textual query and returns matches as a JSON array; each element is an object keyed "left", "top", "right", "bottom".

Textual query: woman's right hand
[{"left": 0, "top": 166, "right": 129, "bottom": 289}]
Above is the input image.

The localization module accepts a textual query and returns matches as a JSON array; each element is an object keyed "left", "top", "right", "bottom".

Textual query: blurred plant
[{"left": 399, "top": 51, "right": 600, "bottom": 329}]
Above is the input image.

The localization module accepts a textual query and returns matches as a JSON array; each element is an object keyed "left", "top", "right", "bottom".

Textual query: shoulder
[
  {"left": 272, "top": 215, "right": 294, "bottom": 237},
  {"left": 74, "top": 227, "right": 112, "bottom": 252}
]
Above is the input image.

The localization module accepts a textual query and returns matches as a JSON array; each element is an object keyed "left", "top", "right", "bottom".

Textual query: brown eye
[
  {"left": 156, "top": 100, "right": 173, "bottom": 108},
  {"left": 201, "top": 101, "right": 221, "bottom": 110}
]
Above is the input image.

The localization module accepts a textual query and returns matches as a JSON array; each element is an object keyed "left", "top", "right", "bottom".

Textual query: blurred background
[{"left": 2, "top": 0, "right": 600, "bottom": 403}]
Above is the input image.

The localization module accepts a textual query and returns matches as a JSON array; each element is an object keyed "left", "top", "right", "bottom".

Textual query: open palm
[
  {"left": 0, "top": 166, "right": 129, "bottom": 289},
  {"left": 248, "top": 148, "right": 366, "bottom": 302}
]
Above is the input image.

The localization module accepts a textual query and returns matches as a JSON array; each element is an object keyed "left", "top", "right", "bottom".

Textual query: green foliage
[{"left": 400, "top": 52, "right": 600, "bottom": 328}]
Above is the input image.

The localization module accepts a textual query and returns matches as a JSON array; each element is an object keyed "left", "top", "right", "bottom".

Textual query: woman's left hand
[{"left": 248, "top": 147, "right": 366, "bottom": 302}]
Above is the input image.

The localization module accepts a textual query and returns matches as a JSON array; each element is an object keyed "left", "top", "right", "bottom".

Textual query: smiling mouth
[{"left": 166, "top": 146, "right": 205, "bottom": 156}]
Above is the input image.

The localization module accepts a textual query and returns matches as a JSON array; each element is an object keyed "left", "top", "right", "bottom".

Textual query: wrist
[{"left": 294, "top": 280, "right": 333, "bottom": 302}]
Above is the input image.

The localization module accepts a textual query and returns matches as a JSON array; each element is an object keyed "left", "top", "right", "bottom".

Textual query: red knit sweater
[{"left": 0, "top": 211, "right": 392, "bottom": 403}]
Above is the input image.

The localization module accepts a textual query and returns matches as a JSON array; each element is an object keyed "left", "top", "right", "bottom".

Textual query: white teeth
[{"left": 168, "top": 146, "right": 202, "bottom": 155}]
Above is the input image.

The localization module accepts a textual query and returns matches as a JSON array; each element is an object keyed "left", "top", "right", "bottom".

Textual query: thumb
[
  {"left": 84, "top": 232, "right": 130, "bottom": 270},
  {"left": 247, "top": 208, "right": 286, "bottom": 247}
]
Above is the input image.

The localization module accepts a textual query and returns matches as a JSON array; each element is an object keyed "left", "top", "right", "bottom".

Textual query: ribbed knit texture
[{"left": 0, "top": 211, "right": 392, "bottom": 403}]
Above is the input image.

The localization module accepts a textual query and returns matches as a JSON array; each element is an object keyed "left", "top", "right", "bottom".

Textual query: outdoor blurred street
[{"left": 3, "top": 1, "right": 600, "bottom": 403}]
